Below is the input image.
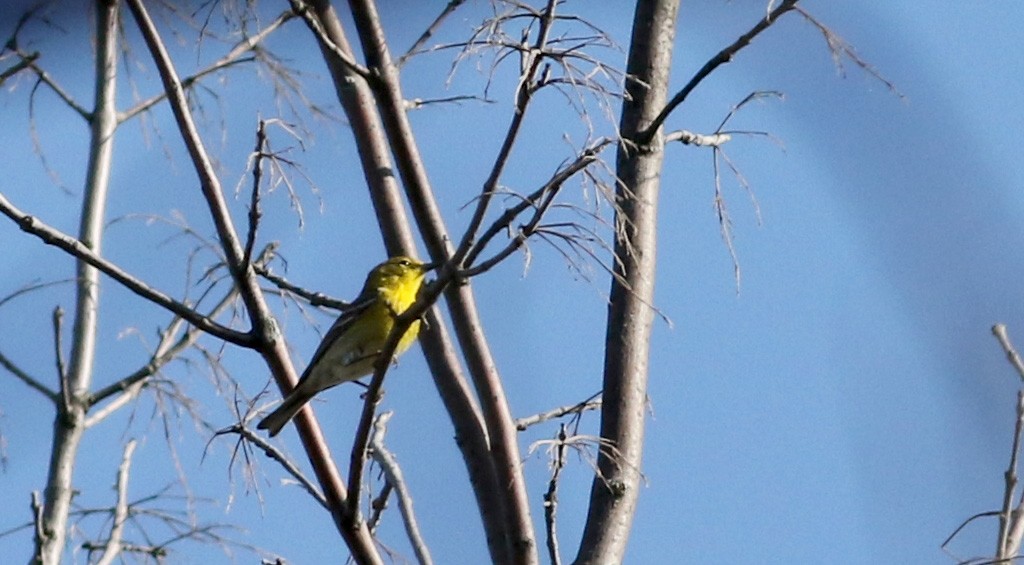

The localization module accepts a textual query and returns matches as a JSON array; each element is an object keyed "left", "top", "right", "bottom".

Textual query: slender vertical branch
[
  {"left": 299, "top": 2, "right": 508, "bottom": 562},
  {"left": 343, "top": 0, "right": 539, "bottom": 560},
  {"left": 95, "top": 439, "right": 137, "bottom": 565},
  {"left": 368, "top": 412, "right": 433, "bottom": 565},
  {"left": 36, "top": 2, "right": 120, "bottom": 562},
  {"left": 575, "top": 1, "right": 680, "bottom": 562},
  {"left": 544, "top": 425, "right": 568, "bottom": 565}
]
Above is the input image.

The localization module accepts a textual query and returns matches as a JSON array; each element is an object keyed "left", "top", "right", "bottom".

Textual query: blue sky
[{"left": 2, "top": 1, "right": 1022, "bottom": 563}]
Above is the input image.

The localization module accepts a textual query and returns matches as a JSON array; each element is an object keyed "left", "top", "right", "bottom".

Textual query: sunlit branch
[
  {"left": 664, "top": 129, "right": 732, "bottom": 147},
  {"left": 94, "top": 440, "right": 138, "bottom": 565},
  {"left": 368, "top": 412, "right": 433, "bottom": 565},
  {"left": 515, "top": 393, "right": 602, "bottom": 431},
  {"left": 86, "top": 284, "right": 242, "bottom": 425}
]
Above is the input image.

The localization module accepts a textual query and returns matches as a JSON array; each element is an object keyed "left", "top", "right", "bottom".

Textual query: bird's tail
[{"left": 257, "top": 387, "right": 316, "bottom": 437}]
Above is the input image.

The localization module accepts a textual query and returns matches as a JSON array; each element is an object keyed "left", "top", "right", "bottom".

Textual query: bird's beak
[{"left": 420, "top": 260, "right": 442, "bottom": 272}]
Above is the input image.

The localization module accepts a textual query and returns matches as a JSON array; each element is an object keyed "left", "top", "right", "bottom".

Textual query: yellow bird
[{"left": 257, "top": 256, "right": 431, "bottom": 437}]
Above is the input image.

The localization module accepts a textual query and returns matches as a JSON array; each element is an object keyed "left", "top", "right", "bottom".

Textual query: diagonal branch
[
  {"left": 288, "top": 0, "right": 372, "bottom": 79},
  {"left": 15, "top": 50, "right": 92, "bottom": 120},
  {"left": 86, "top": 283, "right": 243, "bottom": 425},
  {"left": 397, "top": 0, "right": 467, "bottom": 67},
  {"left": 637, "top": 0, "right": 800, "bottom": 144},
  {"left": 300, "top": 2, "right": 503, "bottom": 562},
  {"left": 119, "top": 10, "right": 296, "bottom": 123},
  {"left": 461, "top": 138, "right": 613, "bottom": 276},
  {"left": 215, "top": 424, "right": 327, "bottom": 509},
  {"left": 125, "top": 0, "right": 270, "bottom": 327},
  {"left": 452, "top": 0, "right": 561, "bottom": 264},
  {"left": 255, "top": 264, "right": 351, "bottom": 311},
  {"left": 0, "top": 349, "right": 57, "bottom": 402},
  {"left": 125, "top": 4, "right": 380, "bottom": 560},
  {"left": 0, "top": 51, "right": 38, "bottom": 85},
  {"left": 0, "top": 192, "right": 251, "bottom": 346}
]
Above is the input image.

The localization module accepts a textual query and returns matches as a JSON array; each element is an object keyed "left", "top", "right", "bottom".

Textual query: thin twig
[
  {"left": 0, "top": 50, "right": 38, "bottom": 85},
  {"left": 95, "top": 439, "right": 138, "bottom": 565},
  {"left": 85, "top": 283, "right": 242, "bottom": 427},
  {"left": 543, "top": 425, "right": 567, "bottom": 565},
  {"left": 397, "top": 0, "right": 467, "bottom": 67},
  {"left": 461, "top": 139, "right": 613, "bottom": 275},
  {"left": 17, "top": 51, "right": 92, "bottom": 120},
  {"left": 287, "top": 0, "right": 372, "bottom": 79},
  {"left": 254, "top": 264, "right": 350, "bottom": 311},
  {"left": 453, "top": 0, "right": 562, "bottom": 265},
  {"left": 244, "top": 120, "right": 268, "bottom": 267},
  {"left": 215, "top": 424, "right": 327, "bottom": 508},
  {"left": 119, "top": 10, "right": 296, "bottom": 122},
  {"left": 515, "top": 392, "right": 602, "bottom": 431},
  {"left": 0, "top": 349, "right": 58, "bottom": 402},
  {"left": 368, "top": 412, "right": 433, "bottom": 565},
  {"left": 367, "top": 482, "right": 393, "bottom": 535}
]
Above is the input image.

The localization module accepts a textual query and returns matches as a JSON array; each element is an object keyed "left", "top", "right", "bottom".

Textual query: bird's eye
[{"left": 399, "top": 259, "right": 410, "bottom": 266}]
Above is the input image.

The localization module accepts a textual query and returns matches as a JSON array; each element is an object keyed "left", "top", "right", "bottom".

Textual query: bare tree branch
[
  {"left": 124, "top": 3, "right": 380, "bottom": 560},
  {"left": 994, "top": 324, "right": 1024, "bottom": 383},
  {"left": 368, "top": 412, "right": 433, "bottom": 565},
  {"left": 215, "top": 424, "right": 327, "bottom": 509},
  {"left": 461, "top": 138, "right": 613, "bottom": 276},
  {"left": 0, "top": 350, "right": 57, "bottom": 402},
  {"left": 51, "top": 306, "right": 67, "bottom": 387},
  {"left": 515, "top": 393, "right": 602, "bottom": 431},
  {"left": 0, "top": 50, "right": 38, "bottom": 85},
  {"left": 15, "top": 50, "right": 92, "bottom": 120},
  {"left": 301, "top": 2, "right": 507, "bottom": 561},
  {"left": 397, "top": 0, "right": 467, "bottom": 67},
  {"left": 576, "top": 0, "right": 679, "bottom": 561},
  {"left": 35, "top": 2, "right": 121, "bottom": 559},
  {"left": 255, "top": 264, "right": 351, "bottom": 311},
  {"left": 119, "top": 10, "right": 296, "bottom": 123},
  {"left": 543, "top": 425, "right": 568, "bottom": 565},
  {"left": 287, "top": 0, "right": 372, "bottom": 79},
  {"left": 638, "top": 0, "right": 800, "bottom": 144},
  {"left": 0, "top": 193, "right": 253, "bottom": 346},
  {"left": 85, "top": 283, "right": 242, "bottom": 427},
  {"left": 95, "top": 439, "right": 138, "bottom": 565}
]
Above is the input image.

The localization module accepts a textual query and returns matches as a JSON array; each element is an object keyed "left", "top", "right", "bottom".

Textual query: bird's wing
[{"left": 298, "top": 294, "right": 377, "bottom": 381}]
